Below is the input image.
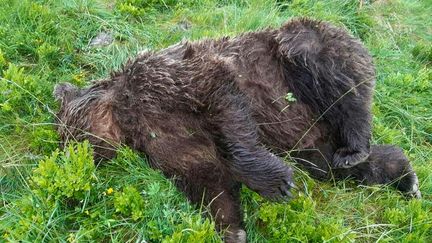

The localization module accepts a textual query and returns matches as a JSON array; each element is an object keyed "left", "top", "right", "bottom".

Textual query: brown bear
[{"left": 53, "top": 18, "right": 421, "bottom": 243}]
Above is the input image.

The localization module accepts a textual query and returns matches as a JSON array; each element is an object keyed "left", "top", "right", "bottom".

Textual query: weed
[{"left": 0, "top": 0, "right": 431, "bottom": 242}]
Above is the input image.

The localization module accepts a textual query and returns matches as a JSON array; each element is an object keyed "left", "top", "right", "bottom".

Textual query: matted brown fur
[{"left": 54, "top": 18, "right": 420, "bottom": 242}]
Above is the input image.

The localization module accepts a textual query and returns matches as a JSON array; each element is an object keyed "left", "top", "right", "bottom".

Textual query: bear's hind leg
[
  {"left": 177, "top": 163, "right": 246, "bottom": 243},
  {"left": 137, "top": 114, "right": 247, "bottom": 242},
  {"left": 276, "top": 18, "right": 375, "bottom": 169},
  {"left": 331, "top": 100, "right": 372, "bottom": 169},
  {"left": 292, "top": 144, "right": 421, "bottom": 198},
  {"left": 336, "top": 145, "right": 421, "bottom": 198}
]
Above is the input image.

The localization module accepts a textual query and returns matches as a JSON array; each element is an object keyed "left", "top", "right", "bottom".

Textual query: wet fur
[{"left": 54, "top": 18, "right": 420, "bottom": 242}]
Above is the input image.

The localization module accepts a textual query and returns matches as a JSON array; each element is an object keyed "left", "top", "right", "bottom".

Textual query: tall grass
[{"left": 1, "top": 0, "right": 431, "bottom": 242}]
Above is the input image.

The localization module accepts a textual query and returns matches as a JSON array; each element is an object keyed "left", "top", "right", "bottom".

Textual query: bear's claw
[
  {"left": 252, "top": 166, "right": 295, "bottom": 201},
  {"left": 406, "top": 172, "right": 422, "bottom": 199},
  {"left": 224, "top": 228, "right": 246, "bottom": 243}
]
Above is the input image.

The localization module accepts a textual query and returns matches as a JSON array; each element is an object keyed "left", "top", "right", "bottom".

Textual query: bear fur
[{"left": 54, "top": 18, "right": 421, "bottom": 242}]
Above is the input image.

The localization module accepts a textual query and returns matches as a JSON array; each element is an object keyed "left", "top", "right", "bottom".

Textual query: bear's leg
[
  {"left": 176, "top": 163, "right": 246, "bottom": 243},
  {"left": 279, "top": 59, "right": 373, "bottom": 169},
  {"left": 291, "top": 144, "right": 421, "bottom": 198},
  {"left": 276, "top": 19, "right": 375, "bottom": 169},
  {"left": 331, "top": 100, "right": 372, "bottom": 169},
  {"left": 208, "top": 91, "right": 294, "bottom": 201},
  {"left": 335, "top": 145, "right": 421, "bottom": 198},
  {"left": 138, "top": 116, "right": 247, "bottom": 242}
]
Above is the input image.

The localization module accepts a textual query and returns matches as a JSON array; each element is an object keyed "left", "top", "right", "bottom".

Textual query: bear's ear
[{"left": 53, "top": 82, "right": 78, "bottom": 103}]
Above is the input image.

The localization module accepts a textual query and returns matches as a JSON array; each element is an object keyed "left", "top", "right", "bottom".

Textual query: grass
[{"left": 0, "top": 0, "right": 431, "bottom": 242}]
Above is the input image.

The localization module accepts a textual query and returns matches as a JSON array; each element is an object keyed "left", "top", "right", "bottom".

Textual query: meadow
[{"left": 0, "top": 0, "right": 431, "bottom": 242}]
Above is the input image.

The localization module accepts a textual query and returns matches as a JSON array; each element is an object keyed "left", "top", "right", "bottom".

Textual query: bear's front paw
[
  {"left": 333, "top": 147, "right": 370, "bottom": 168},
  {"left": 251, "top": 166, "right": 295, "bottom": 201}
]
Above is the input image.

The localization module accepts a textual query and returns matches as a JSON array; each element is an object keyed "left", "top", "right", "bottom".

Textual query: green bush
[
  {"left": 31, "top": 141, "right": 96, "bottom": 202},
  {"left": 1, "top": 143, "right": 219, "bottom": 242},
  {"left": 114, "top": 185, "right": 146, "bottom": 220},
  {"left": 2, "top": 141, "right": 96, "bottom": 240},
  {"left": 258, "top": 196, "right": 355, "bottom": 242},
  {"left": 1, "top": 0, "right": 431, "bottom": 242},
  {"left": 162, "top": 215, "right": 218, "bottom": 243}
]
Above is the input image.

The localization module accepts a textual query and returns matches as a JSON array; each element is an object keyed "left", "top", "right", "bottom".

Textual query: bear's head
[{"left": 54, "top": 81, "right": 122, "bottom": 161}]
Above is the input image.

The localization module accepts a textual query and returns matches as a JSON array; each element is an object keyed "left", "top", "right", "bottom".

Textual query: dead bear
[{"left": 53, "top": 18, "right": 421, "bottom": 243}]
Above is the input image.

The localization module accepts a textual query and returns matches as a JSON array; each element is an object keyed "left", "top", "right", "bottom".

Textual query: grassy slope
[{"left": 0, "top": 0, "right": 431, "bottom": 242}]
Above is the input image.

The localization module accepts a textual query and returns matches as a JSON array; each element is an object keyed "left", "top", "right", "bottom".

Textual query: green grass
[{"left": 0, "top": 0, "right": 431, "bottom": 242}]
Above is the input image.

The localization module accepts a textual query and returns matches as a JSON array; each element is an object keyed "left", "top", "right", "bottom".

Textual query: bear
[{"left": 53, "top": 18, "right": 421, "bottom": 243}]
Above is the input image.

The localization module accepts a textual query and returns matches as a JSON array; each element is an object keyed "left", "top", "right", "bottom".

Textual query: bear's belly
[
  {"left": 254, "top": 102, "right": 324, "bottom": 154},
  {"left": 234, "top": 72, "right": 324, "bottom": 153}
]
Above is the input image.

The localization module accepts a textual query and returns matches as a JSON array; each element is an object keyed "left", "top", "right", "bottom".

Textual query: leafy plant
[
  {"left": 31, "top": 140, "right": 96, "bottom": 202},
  {"left": 0, "top": 0, "right": 431, "bottom": 242},
  {"left": 258, "top": 195, "right": 355, "bottom": 242},
  {"left": 284, "top": 92, "right": 296, "bottom": 102},
  {"left": 114, "top": 185, "right": 146, "bottom": 220}
]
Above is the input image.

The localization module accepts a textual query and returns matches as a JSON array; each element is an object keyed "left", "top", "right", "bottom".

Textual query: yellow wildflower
[{"left": 107, "top": 187, "right": 114, "bottom": 195}]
